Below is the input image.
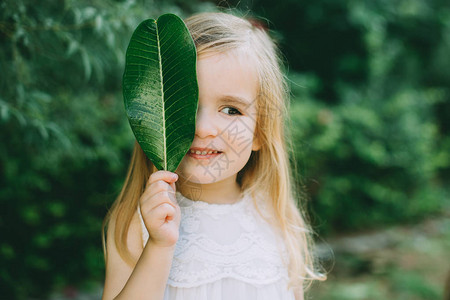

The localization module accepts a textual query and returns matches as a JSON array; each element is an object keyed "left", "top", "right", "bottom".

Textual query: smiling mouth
[{"left": 187, "top": 149, "right": 223, "bottom": 159}]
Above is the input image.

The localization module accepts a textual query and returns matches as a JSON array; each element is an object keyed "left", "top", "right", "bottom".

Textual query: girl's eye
[{"left": 221, "top": 107, "right": 242, "bottom": 116}]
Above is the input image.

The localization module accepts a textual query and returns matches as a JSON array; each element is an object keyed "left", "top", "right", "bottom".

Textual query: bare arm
[
  {"left": 102, "top": 171, "right": 180, "bottom": 300},
  {"left": 102, "top": 216, "right": 176, "bottom": 300},
  {"left": 116, "top": 243, "right": 175, "bottom": 299}
]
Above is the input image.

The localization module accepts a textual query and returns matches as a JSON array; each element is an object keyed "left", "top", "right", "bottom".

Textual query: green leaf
[{"left": 123, "top": 14, "right": 198, "bottom": 171}]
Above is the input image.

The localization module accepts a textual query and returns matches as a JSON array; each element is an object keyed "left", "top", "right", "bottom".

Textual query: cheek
[{"left": 220, "top": 118, "right": 256, "bottom": 153}]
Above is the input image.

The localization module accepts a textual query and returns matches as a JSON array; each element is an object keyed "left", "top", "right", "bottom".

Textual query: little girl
[{"left": 102, "top": 11, "right": 325, "bottom": 300}]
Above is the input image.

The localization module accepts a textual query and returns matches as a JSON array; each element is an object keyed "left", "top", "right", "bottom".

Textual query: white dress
[{"left": 138, "top": 189, "right": 296, "bottom": 300}]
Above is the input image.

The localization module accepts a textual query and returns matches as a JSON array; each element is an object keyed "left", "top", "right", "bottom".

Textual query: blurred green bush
[
  {"left": 283, "top": 0, "right": 450, "bottom": 235},
  {"left": 290, "top": 76, "right": 447, "bottom": 234},
  {"left": 0, "top": 0, "right": 448, "bottom": 298}
]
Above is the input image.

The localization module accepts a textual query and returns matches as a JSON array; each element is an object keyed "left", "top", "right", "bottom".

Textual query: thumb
[{"left": 169, "top": 173, "right": 178, "bottom": 196}]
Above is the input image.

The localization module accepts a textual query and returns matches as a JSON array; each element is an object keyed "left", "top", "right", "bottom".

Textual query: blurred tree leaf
[{"left": 123, "top": 14, "right": 198, "bottom": 171}]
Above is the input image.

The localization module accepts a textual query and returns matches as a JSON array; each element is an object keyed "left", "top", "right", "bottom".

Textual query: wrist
[
  {"left": 140, "top": 241, "right": 176, "bottom": 265},
  {"left": 146, "top": 240, "right": 177, "bottom": 252}
]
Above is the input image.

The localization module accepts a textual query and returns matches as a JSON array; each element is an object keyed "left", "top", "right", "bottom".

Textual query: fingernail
[{"left": 172, "top": 173, "right": 178, "bottom": 180}]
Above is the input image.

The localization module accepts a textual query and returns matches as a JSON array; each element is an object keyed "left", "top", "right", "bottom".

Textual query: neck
[{"left": 176, "top": 174, "right": 242, "bottom": 204}]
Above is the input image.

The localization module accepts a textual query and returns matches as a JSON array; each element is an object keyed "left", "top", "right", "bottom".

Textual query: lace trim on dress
[{"left": 168, "top": 231, "right": 290, "bottom": 287}]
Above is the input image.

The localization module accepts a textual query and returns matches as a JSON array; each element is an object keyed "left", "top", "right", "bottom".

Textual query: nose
[{"left": 195, "top": 106, "right": 219, "bottom": 138}]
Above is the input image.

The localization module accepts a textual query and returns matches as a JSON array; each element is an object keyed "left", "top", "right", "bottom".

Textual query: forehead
[{"left": 196, "top": 50, "right": 259, "bottom": 107}]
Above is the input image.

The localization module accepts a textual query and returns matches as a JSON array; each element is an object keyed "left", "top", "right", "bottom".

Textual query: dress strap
[{"left": 137, "top": 205, "right": 149, "bottom": 247}]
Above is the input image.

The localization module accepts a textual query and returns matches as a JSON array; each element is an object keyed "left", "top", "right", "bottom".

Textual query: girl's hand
[{"left": 139, "top": 171, "right": 181, "bottom": 248}]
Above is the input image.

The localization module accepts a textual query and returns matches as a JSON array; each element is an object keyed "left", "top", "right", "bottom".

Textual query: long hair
[{"left": 103, "top": 10, "right": 325, "bottom": 293}]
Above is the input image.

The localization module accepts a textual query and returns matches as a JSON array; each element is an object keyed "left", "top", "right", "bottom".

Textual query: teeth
[{"left": 189, "top": 150, "right": 220, "bottom": 155}]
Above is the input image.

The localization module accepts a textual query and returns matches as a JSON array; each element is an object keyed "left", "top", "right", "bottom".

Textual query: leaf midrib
[{"left": 155, "top": 20, "right": 167, "bottom": 170}]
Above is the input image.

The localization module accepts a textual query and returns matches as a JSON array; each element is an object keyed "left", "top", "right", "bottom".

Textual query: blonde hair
[{"left": 103, "top": 10, "right": 325, "bottom": 294}]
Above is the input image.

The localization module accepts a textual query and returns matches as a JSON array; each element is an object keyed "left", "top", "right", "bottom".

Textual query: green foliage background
[{"left": 0, "top": 0, "right": 448, "bottom": 298}]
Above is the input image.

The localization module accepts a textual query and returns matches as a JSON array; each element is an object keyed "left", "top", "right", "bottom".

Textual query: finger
[
  {"left": 140, "top": 190, "right": 176, "bottom": 212},
  {"left": 142, "top": 180, "right": 176, "bottom": 203},
  {"left": 146, "top": 171, "right": 178, "bottom": 188},
  {"left": 170, "top": 181, "right": 176, "bottom": 194},
  {"left": 143, "top": 172, "right": 178, "bottom": 201},
  {"left": 149, "top": 202, "right": 176, "bottom": 224}
]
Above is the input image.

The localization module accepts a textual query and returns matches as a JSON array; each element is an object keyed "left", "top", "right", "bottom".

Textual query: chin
[
  {"left": 179, "top": 170, "right": 223, "bottom": 185},
  {"left": 177, "top": 162, "right": 221, "bottom": 182}
]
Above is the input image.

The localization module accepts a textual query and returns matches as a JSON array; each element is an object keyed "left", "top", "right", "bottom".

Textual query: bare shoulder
[{"left": 102, "top": 210, "right": 143, "bottom": 300}]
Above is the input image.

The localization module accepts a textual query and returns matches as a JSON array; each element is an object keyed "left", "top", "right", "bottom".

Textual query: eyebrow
[{"left": 218, "top": 95, "right": 252, "bottom": 107}]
